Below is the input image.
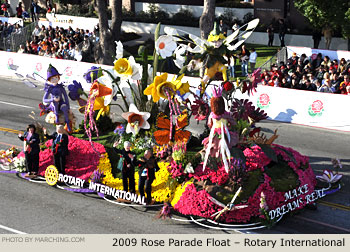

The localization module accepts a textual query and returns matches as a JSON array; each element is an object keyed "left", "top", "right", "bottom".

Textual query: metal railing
[
  {"left": 1, "top": 21, "right": 38, "bottom": 52},
  {"left": 258, "top": 47, "right": 288, "bottom": 70}
]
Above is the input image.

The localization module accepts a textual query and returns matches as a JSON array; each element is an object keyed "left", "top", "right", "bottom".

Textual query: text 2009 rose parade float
[{"left": 0, "top": 20, "right": 343, "bottom": 230}]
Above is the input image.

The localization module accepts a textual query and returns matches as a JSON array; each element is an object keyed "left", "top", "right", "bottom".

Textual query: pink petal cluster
[
  {"left": 173, "top": 145, "right": 317, "bottom": 223},
  {"left": 38, "top": 136, "right": 106, "bottom": 180}
]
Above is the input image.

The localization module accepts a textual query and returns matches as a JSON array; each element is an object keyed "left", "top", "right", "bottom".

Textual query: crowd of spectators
[
  {"left": 18, "top": 24, "right": 99, "bottom": 62},
  {"left": 0, "top": 20, "right": 22, "bottom": 38},
  {"left": 259, "top": 52, "right": 350, "bottom": 94}
]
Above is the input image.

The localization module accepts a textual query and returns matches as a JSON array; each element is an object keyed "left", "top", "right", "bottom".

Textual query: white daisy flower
[{"left": 155, "top": 35, "right": 177, "bottom": 59}]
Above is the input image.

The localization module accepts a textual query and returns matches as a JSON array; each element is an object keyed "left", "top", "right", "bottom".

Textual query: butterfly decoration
[{"left": 153, "top": 111, "right": 191, "bottom": 146}]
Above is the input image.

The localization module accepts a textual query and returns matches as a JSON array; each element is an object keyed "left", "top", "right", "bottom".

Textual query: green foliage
[
  {"left": 242, "top": 12, "right": 254, "bottom": 24},
  {"left": 294, "top": 0, "right": 350, "bottom": 39},
  {"left": 78, "top": 114, "right": 115, "bottom": 135},
  {"left": 265, "top": 157, "right": 299, "bottom": 192},
  {"left": 171, "top": 8, "right": 198, "bottom": 27},
  {"left": 234, "top": 169, "right": 264, "bottom": 204}
]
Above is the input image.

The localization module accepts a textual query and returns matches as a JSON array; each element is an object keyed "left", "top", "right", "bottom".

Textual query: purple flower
[
  {"left": 68, "top": 80, "right": 84, "bottom": 101},
  {"left": 114, "top": 124, "right": 125, "bottom": 135},
  {"left": 84, "top": 66, "right": 99, "bottom": 83},
  {"left": 91, "top": 169, "right": 104, "bottom": 183}
]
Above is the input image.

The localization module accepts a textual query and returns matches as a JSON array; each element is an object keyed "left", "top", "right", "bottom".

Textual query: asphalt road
[{"left": 0, "top": 77, "right": 349, "bottom": 234}]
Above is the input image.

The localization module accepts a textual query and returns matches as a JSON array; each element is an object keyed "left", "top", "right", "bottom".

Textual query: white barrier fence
[
  {"left": 286, "top": 46, "right": 350, "bottom": 61},
  {"left": 1, "top": 51, "right": 349, "bottom": 132},
  {"left": 0, "top": 50, "right": 107, "bottom": 91}
]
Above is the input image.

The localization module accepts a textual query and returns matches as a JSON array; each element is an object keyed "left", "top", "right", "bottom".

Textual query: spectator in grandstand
[
  {"left": 1, "top": 21, "right": 10, "bottom": 37},
  {"left": 266, "top": 24, "right": 274, "bottom": 47},
  {"left": 289, "top": 52, "right": 299, "bottom": 66},
  {"left": 281, "top": 77, "right": 291, "bottom": 88},
  {"left": 13, "top": 23, "right": 22, "bottom": 34},
  {"left": 315, "top": 65, "right": 326, "bottom": 81},
  {"left": 249, "top": 48, "right": 257, "bottom": 73},
  {"left": 321, "top": 56, "right": 331, "bottom": 68},
  {"left": 303, "top": 79, "right": 317, "bottom": 91},
  {"left": 339, "top": 75, "right": 350, "bottom": 94},
  {"left": 308, "top": 73, "right": 317, "bottom": 85},
  {"left": 313, "top": 79, "right": 321, "bottom": 91},
  {"left": 261, "top": 75, "right": 270, "bottom": 86},
  {"left": 322, "top": 25, "right": 333, "bottom": 50},
  {"left": 312, "top": 53, "right": 323, "bottom": 70},
  {"left": 338, "top": 58, "right": 347, "bottom": 74},
  {"left": 290, "top": 78, "right": 300, "bottom": 89},
  {"left": 32, "top": 24, "right": 40, "bottom": 38},
  {"left": 17, "top": 44, "right": 25, "bottom": 53},
  {"left": 81, "top": 35, "right": 92, "bottom": 62},
  {"left": 319, "top": 79, "right": 335, "bottom": 93}
]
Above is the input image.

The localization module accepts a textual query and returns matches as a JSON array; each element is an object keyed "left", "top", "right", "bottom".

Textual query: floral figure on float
[{"left": 5, "top": 20, "right": 342, "bottom": 230}]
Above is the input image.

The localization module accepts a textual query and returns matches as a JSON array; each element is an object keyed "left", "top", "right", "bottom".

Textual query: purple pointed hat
[{"left": 47, "top": 64, "right": 61, "bottom": 80}]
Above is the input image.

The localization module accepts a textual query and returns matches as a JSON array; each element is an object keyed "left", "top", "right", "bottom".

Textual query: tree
[
  {"left": 294, "top": 0, "right": 350, "bottom": 46},
  {"left": 199, "top": 0, "right": 216, "bottom": 39},
  {"left": 94, "top": 0, "right": 122, "bottom": 65}
]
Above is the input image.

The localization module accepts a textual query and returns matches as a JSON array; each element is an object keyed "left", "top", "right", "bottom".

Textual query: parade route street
[{"left": 0, "top": 77, "right": 349, "bottom": 234}]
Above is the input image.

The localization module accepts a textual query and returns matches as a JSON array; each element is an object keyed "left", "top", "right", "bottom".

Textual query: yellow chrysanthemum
[
  {"left": 99, "top": 154, "right": 177, "bottom": 203},
  {"left": 114, "top": 58, "right": 133, "bottom": 76},
  {"left": 171, "top": 181, "right": 193, "bottom": 207}
]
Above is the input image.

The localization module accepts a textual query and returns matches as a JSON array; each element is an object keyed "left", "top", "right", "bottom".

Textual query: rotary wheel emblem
[{"left": 45, "top": 165, "right": 59, "bottom": 186}]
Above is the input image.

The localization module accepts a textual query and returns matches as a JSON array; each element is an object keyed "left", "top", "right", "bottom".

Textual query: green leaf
[
  {"left": 259, "top": 144, "right": 278, "bottom": 163},
  {"left": 230, "top": 147, "right": 246, "bottom": 164}
]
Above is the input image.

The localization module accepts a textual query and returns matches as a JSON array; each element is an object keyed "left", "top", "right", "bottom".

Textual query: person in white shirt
[
  {"left": 249, "top": 48, "right": 257, "bottom": 73},
  {"left": 32, "top": 24, "right": 40, "bottom": 38}
]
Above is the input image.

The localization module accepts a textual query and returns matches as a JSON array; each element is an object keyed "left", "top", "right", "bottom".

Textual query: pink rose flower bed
[
  {"left": 173, "top": 145, "right": 316, "bottom": 223},
  {"left": 38, "top": 136, "right": 106, "bottom": 180}
]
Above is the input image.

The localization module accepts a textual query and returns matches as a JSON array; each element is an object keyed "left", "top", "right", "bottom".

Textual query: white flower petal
[
  {"left": 129, "top": 103, "right": 139, "bottom": 113},
  {"left": 115, "top": 40, "right": 123, "bottom": 59},
  {"left": 141, "top": 121, "right": 150, "bottom": 130},
  {"left": 125, "top": 123, "right": 133, "bottom": 134}
]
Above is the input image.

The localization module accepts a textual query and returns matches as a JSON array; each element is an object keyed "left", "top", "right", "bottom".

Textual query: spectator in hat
[{"left": 18, "top": 124, "right": 41, "bottom": 176}]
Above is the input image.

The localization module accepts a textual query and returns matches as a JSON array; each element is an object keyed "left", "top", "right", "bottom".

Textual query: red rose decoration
[
  {"left": 259, "top": 94, "right": 270, "bottom": 106},
  {"left": 311, "top": 100, "right": 323, "bottom": 113},
  {"left": 223, "top": 81, "right": 233, "bottom": 92}
]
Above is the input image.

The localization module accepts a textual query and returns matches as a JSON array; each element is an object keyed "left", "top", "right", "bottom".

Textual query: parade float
[{"left": 0, "top": 20, "right": 343, "bottom": 230}]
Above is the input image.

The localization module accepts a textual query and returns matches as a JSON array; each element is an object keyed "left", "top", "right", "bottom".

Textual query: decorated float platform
[{"left": 0, "top": 20, "right": 344, "bottom": 231}]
